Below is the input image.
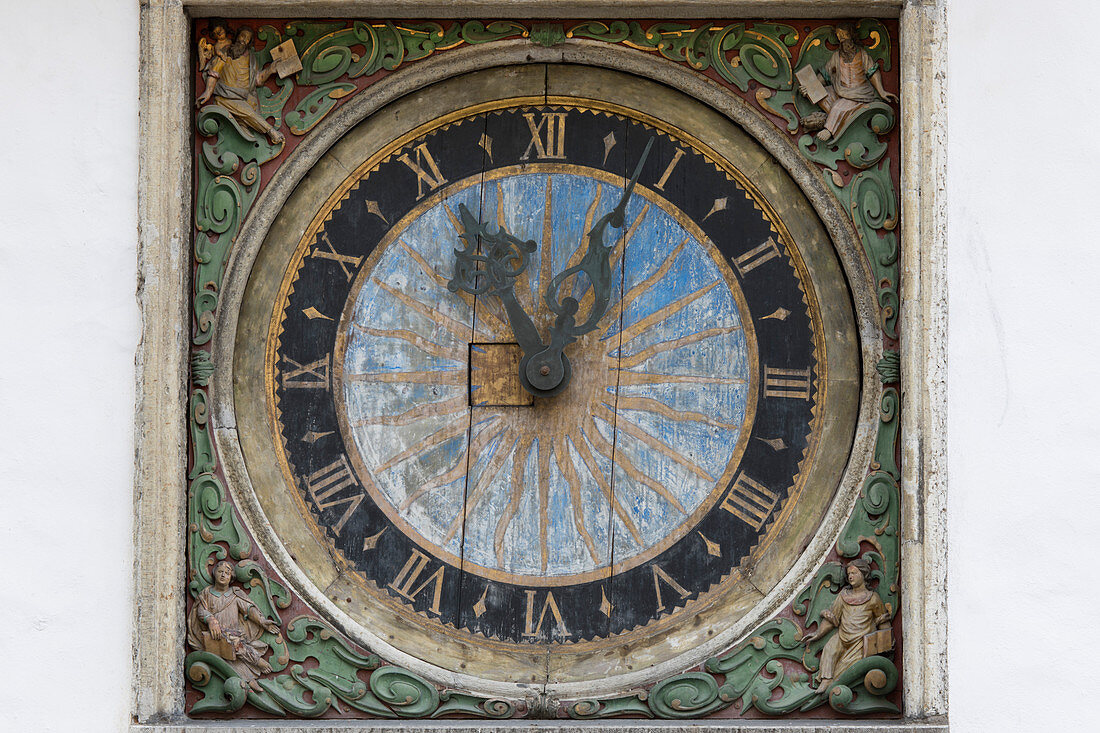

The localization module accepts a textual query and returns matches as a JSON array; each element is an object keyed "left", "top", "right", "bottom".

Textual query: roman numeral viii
[{"left": 304, "top": 455, "right": 364, "bottom": 535}]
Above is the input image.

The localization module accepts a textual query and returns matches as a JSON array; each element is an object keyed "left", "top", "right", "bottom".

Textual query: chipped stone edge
[
  {"left": 135, "top": 0, "right": 191, "bottom": 724},
  {"left": 898, "top": 0, "right": 949, "bottom": 720},
  {"left": 133, "top": 0, "right": 948, "bottom": 726}
]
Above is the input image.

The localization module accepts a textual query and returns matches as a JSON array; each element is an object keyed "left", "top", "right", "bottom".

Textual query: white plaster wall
[
  {"left": 1, "top": 1, "right": 1098, "bottom": 730},
  {"left": 0, "top": 2, "right": 139, "bottom": 731},
  {"left": 947, "top": 0, "right": 1100, "bottom": 729}
]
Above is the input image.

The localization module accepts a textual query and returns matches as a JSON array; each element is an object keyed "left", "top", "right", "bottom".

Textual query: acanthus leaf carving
[{"left": 187, "top": 18, "right": 904, "bottom": 719}]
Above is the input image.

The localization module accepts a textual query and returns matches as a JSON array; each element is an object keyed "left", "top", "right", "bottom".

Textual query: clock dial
[
  {"left": 273, "top": 104, "right": 812, "bottom": 641},
  {"left": 339, "top": 166, "right": 754, "bottom": 582},
  {"left": 236, "top": 64, "right": 859, "bottom": 687}
]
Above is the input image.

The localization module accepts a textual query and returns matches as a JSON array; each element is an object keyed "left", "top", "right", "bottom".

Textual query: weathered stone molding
[{"left": 135, "top": 0, "right": 946, "bottom": 726}]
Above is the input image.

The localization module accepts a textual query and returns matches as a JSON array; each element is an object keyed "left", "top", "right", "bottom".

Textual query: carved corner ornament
[{"left": 185, "top": 17, "right": 904, "bottom": 720}]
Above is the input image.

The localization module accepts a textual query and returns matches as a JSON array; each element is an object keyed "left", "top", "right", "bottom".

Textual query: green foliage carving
[
  {"left": 834, "top": 160, "right": 900, "bottom": 338},
  {"left": 187, "top": 473, "right": 251, "bottom": 596},
  {"left": 530, "top": 23, "right": 566, "bottom": 47},
  {"left": 194, "top": 107, "right": 282, "bottom": 345},
  {"left": 285, "top": 83, "right": 357, "bottom": 135},
  {"left": 877, "top": 349, "right": 900, "bottom": 383},
  {"left": 189, "top": 18, "right": 903, "bottom": 720},
  {"left": 190, "top": 349, "right": 215, "bottom": 386},
  {"left": 187, "top": 615, "right": 517, "bottom": 718},
  {"left": 188, "top": 388, "right": 214, "bottom": 478}
]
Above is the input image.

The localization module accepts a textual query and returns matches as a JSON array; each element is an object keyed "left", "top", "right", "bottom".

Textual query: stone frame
[{"left": 134, "top": 1, "right": 947, "bottom": 729}]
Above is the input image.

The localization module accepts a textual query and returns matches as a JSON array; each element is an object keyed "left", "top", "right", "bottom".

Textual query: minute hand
[
  {"left": 526, "top": 138, "right": 654, "bottom": 393},
  {"left": 543, "top": 138, "right": 654, "bottom": 335}
]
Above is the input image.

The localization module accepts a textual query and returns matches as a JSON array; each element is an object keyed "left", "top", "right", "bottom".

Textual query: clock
[{"left": 232, "top": 65, "right": 859, "bottom": 691}]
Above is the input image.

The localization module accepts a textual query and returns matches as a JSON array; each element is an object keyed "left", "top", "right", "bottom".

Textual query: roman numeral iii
[{"left": 763, "top": 366, "right": 813, "bottom": 400}]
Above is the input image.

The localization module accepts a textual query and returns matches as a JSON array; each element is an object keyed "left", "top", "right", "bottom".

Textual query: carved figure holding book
[
  {"left": 195, "top": 25, "right": 286, "bottom": 144},
  {"left": 186, "top": 560, "right": 280, "bottom": 692},
  {"left": 797, "top": 22, "right": 897, "bottom": 142},
  {"left": 801, "top": 559, "right": 893, "bottom": 693}
]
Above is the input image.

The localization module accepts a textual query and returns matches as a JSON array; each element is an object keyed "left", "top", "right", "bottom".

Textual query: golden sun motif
[{"left": 337, "top": 167, "right": 755, "bottom": 584}]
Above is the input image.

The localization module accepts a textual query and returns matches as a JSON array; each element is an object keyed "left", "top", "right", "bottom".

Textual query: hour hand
[{"left": 447, "top": 204, "right": 567, "bottom": 396}]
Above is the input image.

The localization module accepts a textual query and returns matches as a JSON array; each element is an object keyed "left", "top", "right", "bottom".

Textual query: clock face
[{"left": 235, "top": 66, "right": 859, "bottom": 687}]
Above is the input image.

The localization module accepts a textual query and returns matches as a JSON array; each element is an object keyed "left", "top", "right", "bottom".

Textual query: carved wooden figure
[
  {"left": 186, "top": 561, "right": 281, "bottom": 693},
  {"left": 802, "top": 559, "right": 893, "bottom": 693}
]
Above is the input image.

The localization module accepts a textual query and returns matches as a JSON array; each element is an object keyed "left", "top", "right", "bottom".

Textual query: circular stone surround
[{"left": 217, "top": 52, "right": 879, "bottom": 699}]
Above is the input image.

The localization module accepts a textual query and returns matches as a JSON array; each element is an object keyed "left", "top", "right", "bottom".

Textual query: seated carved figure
[
  {"left": 196, "top": 25, "right": 284, "bottom": 144},
  {"left": 802, "top": 559, "right": 892, "bottom": 693},
  {"left": 186, "top": 560, "right": 280, "bottom": 692},
  {"left": 798, "top": 22, "right": 898, "bottom": 142}
]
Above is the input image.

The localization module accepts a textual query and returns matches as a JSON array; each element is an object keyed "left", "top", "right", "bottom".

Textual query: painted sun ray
[
  {"left": 500, "top": 180, "right": 535, "bottom": 313},
  {"left": 600, "top": 236, "right": 685, "bottom": 336},
  {"left": 372, "top": 278, "right": 491, "bottom": 341},
  {"left": 609, "top": 200, "right": 651, "bottom": 280},
  {"left": 477, "top": 300, "right": 511, "bottom": 339},
  {"left": 400, "top": 420, "right": 505, "bottom": 511},
  {"left": 443, "top": 203, "right": 463, "bottom": 235},
  {"left": 613, "top": 370, "right": 745, "bottom": 387},
  {"left": 373, "top": 414, "right": 493, "bottom": 475},
  {"left": 614, "top": 326, "right": 741, "bottom": 368},
  {"left": 353, "top": 394, "right": 468, "bottom": 428},
  {"left": 614, "top": 280, "right": 720, "bottom": 346},
  {"left": 398, "top": 453, "right": 471, "bottom": 511},
  {"left": 396, "top": 236, "right": 492, "bottom": 331},
  {"left": 537, "top": 436, "right": 553, "bottom": 572},
  {"left": 446, "top": 433, "right": 518, "bottom": 544},
  {"left": 570, "top": 431, "right": 644, "bottom": 546},
  {"left": 588, "top": 410, "right": 691, "bottom": 512},
  {"left": 596, "top": 404, "right": 713, "bottom": 485},
  {"left": 553, "top": 437, "right": 601, "bottom": 564},
  {"left": 615, "top": 394, "right": 738, "bottom": 430},
  {"left": 439, "top": 201, "right": 517, "bottom": 339},
  {"left": 397, "top": 239, "right": 451, "bottom": 289},
  {"left": 538, "top": 177, "right": 555, "bottom": 315},
  {"left": 494, "top": 436, "right": 534, "bottom": 564},
  {"left": 346, "top": 370, "right": 466, "bottom": 385},
  {"left": 352, "top": 324, "right": 466, "bottom": 361}
]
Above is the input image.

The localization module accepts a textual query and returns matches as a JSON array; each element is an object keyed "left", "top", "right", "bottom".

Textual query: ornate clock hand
[
  {"left": 527, "top": 138, "right": 655, "bottom": 392},
  {"left": 447, "top": 203, "right": 564, "bottom": 394}
]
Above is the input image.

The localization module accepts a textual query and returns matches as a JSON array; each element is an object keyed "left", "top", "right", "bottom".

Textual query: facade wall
[{"left": 0, "top": 1, "right": 1094, "bottom": 730}]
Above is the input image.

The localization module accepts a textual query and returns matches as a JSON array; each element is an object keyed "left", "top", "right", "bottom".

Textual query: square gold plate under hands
[{"left": 470, "top": 343, "right": 534, "bottom": 407}]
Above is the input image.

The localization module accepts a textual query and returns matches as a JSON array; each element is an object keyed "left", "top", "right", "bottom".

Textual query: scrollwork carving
[{"left": 187, "top": 17, "right": 903, "bottom": 720}]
